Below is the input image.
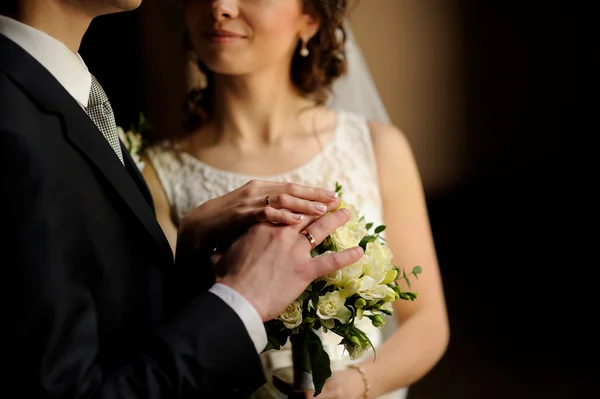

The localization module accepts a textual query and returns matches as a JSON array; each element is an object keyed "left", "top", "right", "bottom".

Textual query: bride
[{"left": 141, "top": 0, "right": 449, "bottom": 398}]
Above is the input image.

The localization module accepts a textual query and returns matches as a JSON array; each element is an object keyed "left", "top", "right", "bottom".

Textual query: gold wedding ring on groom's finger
[{"left": 300, "top": 229, "right": 316, "bottom": 249}]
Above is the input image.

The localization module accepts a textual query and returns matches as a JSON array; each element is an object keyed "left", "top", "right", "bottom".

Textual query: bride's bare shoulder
[{"left": 367, "top": 120, "right": 413, "bottom": 160}]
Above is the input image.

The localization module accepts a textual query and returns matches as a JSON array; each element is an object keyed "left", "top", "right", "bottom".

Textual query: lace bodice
[
  {"left": 146, "top": 110, "right": 405, "bottom": 398},
  {"left": 145, "top": 111, "right": 383, "bottom": 229}
]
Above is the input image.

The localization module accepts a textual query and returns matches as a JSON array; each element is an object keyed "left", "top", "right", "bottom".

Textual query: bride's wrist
[{"left": 348, "top": 364, "right": 371, "bottom": 399}]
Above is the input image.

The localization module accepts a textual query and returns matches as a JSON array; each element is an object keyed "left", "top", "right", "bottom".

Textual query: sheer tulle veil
[{"left": 327, "top": 21, "right": 391, "bottom": 123}]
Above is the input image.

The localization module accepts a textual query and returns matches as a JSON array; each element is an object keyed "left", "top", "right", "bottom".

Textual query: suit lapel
[
  {"left": 121, "top": 141, "right": 156, "bottom": 211},
  {"left": 0, "top": 34, "right": 173, "bottom": 261}
]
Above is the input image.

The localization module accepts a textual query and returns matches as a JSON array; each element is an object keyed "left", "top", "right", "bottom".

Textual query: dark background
[{"left": 80, "top": 1, "right": 584, "bottom": 398}]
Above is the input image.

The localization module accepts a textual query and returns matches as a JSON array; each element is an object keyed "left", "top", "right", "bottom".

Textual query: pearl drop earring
[{"left": 300, "top": 39, "right": 309, "bottom": 57}]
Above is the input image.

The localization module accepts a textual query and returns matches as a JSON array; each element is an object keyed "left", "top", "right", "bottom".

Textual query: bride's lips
[{"left": 203, "top": 29, "right": 245, "bottom": 44}]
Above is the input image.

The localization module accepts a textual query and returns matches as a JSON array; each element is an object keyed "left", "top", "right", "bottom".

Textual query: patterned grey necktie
[{"left": 86, "top": 75, "right": 124, "bottom": 165}]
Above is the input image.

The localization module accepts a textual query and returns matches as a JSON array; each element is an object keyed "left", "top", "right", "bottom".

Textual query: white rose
[
  {"left": 316, "top": 291, "right": 352, "bottom": 325},
  {"left": 362, "top": 257, "right": 386, "bottom": 284},
  {"left": 329, "top": 226, "right": 364, "bottom": 250},
  {"left": 329, "top": 204, "right": 367, "bottom": 250},
  {"left": 277, "top": 300, "right": 303, "bottom": 329},
  {"left": 319, "top": 269, "right": 343, "bottom": 287},
  {"left": 366, "top": 241, "right": 394, "bottom": 271},
  {"left": 357, "top": 277, "right": 396, "bottom": 301},
  {"left": 321, "top": 246, "right": 369, "bottom": 289},
  {"left": 362, "top": 241, "right": 394, "bottom": 284},
  {"left": 340, "top": 257, "right": 366, "bottom": 285}
]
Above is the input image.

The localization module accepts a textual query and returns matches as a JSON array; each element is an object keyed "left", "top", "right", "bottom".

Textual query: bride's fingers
[
  {"left": 244, "top": 180, "right": 339, "bottom": 203},
  {"left": 260, "top": 182, "right": 339, "bottom": 203},
  {"left": 266, "top": 193, "right": 337, "bottom": 216},
  {"left": 251, "top": 205, "right": 306, "bottom": 225}
]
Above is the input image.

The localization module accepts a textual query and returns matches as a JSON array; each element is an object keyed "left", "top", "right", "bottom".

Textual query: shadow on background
[
  {"left": 408, "top": 1, "right": 582, "bottom": 398},
  {"left": 80, "top": 1, "right": 583, "bottom": 398}
]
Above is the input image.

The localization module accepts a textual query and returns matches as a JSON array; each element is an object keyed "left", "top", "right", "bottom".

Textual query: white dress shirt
[{"left": 0, "top": 15, "right": 267, "bottom": 353}]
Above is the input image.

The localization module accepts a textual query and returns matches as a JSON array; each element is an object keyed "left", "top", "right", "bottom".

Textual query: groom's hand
[{"left": 215, "top": 208, "right": 364, "bottom": 322}]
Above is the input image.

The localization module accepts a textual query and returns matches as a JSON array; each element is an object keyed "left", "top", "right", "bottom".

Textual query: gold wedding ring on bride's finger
[{"left": 300, "top": 229, "right": 317, "bottom": 249}]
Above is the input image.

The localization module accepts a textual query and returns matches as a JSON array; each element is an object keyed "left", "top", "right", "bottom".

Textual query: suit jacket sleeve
[{"left": 1, "top": 126, "right": 266, "bottom": 397}]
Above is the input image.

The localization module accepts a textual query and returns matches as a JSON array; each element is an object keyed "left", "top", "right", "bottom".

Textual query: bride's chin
[{"left": 201, "top": 60, "right": 251, "bottom": 77}]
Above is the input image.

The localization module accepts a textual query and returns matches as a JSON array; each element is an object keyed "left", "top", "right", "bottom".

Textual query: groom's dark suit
[{"left": 0, "top": 33, "right": 265, "bottom": 397}]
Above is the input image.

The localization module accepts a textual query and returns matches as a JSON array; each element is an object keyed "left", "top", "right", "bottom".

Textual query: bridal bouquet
[{"left": 264, "top": 183, "right": 421, "bottom": 396}]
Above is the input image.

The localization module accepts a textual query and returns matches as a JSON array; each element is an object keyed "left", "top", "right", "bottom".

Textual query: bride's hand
[
  {"left": 180, "top": 179, "right": 340, "bottom": 255},
  {"left": 303, "top": 369, "right": 367, "bottom": 399}
]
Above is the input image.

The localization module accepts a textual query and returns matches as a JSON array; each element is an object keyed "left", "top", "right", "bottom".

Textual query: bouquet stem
[{"left": 288, "top": 332, "right": 314, "bottom": 398}]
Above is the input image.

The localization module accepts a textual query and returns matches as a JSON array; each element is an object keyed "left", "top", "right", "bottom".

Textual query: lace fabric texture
[{"left": 145, "top": 110, "right": 406, "bottom": 399}]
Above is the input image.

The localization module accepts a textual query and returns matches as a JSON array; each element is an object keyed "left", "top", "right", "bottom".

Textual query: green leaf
[
  {"left": 312, "top": 280, "right": 328, "bottom": 293},
  {"left": 267, "top": 334, "right": 283, "bottom": 350},
  {"left": 264, "top": 320, "right": 291, "bottom": 352},
  {"left": 412, "top": 265, "right": 422, "bottom": 277},
  {"left": 398, "top": 291, "right": 418, "bottom": 301},
  {"left": 359, "top": 235, "right": 377, "bottom": 250},
  {"left": 374, "top": 225, "right": 387, "bottom": 234},
  {"left": 298, "top": 291, "right": 310, "bottom": 301},
  {"left": 403, "top": 270, "right": 411, "bottom": 290},
  {"left": 347, "top": 305, "right": 356, "bottom": 324},
  {"left": 290, "top": 332, "right": 311, "bottom": 374},
  {"left": 310, "top": 291, "right": 320, "bottom": 309},
  {"left": 365, "top": 222, "right": 373, "bottom": 230},
  {"left": 306, "top": 329, "right": 332, "bottom": 396}
]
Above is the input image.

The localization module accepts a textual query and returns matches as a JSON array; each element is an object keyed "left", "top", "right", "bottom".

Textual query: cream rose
[
  {"left": 362, "top": 256, "right": 387, "bottom": 284},
  {"left": 342, "top": 257, "right": 367, "bottom": 283},
  {"left": 328, "top": 204, "right": 367, "bottom": 250},
  {"left": 357, "top": 276, "right": 396, "bottom": 301},
  {"left": 366, "top": 241, "right": 394, "bottom": 270},
  {"left": 316, "top": 291, "right": 352, "bottom": 325},
  {"left": 277, "top": 300, "right": 303, "bottom": 329}
]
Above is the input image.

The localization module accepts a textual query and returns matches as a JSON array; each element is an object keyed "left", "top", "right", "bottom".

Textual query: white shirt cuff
[{"left": 208, "top": 283, "right": 268, "bottom": 353}]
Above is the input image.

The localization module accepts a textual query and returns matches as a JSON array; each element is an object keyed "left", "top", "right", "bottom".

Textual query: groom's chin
[
  {"left": 117, "top": 0, "right": 143, "bottom": 11},
  {"left": 103, "top": 0, "right": 143, "bottom": 13}
]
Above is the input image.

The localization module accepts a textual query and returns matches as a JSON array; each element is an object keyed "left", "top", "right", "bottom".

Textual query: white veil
[{"left": 327, "top": 21, "right": 391, "bottom": 123}]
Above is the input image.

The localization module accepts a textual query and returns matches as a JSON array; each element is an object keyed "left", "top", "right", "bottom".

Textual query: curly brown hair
[{"left": 184, "top": 0, "right": 349, "bottom": 132}]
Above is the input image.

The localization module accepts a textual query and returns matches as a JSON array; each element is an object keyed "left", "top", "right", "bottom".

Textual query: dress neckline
[{"left": 173, "top": 110, "right": 345, "bottom": 181}]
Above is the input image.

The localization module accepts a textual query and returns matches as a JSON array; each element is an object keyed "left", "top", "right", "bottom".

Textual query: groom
[{"left": 0, "top": 0, "right": 363, "bottom": 397}]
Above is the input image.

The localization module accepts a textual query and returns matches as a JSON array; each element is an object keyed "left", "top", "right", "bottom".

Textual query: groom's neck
[{"left": 15, "top": 0, "right": 95, "bottom": 53}]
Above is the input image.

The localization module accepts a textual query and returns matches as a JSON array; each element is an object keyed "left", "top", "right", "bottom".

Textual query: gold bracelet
[{"left": 348, "top": 364, "right": 371, "bottom": 398}]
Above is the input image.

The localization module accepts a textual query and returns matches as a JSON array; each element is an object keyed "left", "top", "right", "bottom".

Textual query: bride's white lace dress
[{"left": 145, "top": 110, "right": 408, "bottom": 399}]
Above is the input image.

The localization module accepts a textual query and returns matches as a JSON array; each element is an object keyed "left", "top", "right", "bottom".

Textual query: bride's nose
[{"left": 211, "top": 0, "right": 239, "bottom": 21}]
